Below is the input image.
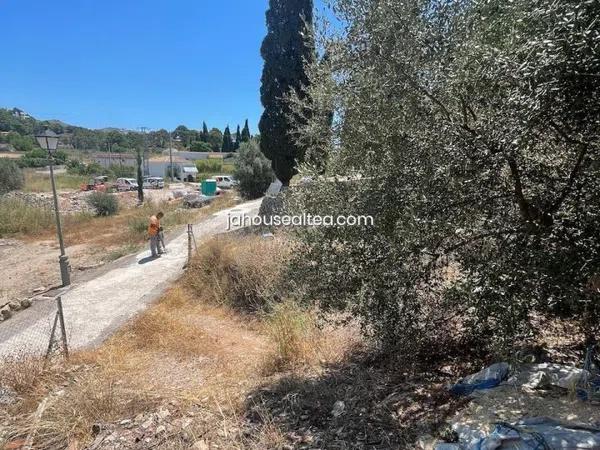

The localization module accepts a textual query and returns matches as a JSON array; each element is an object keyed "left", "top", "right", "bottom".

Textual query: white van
[
  {"left": 116, "top": 178, "right": 139, "bottom": 192},
  {"left": 213, "top": 175, "right": 237, "bottom": 189}
]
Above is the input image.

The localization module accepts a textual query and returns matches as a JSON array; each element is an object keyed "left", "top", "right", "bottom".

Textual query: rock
[
  {"left": 20, "top": 299, "right": 32, "bottom": 309},
  {"left": 523, "top": 371, "right": 551, "bottom": 390},
  {"left": 156, "top": 425, "right": 166, "bottom": 434},
  {"left": 331, "top": 400, "right": 346, "bottom": 418},
  {"left": 8, "top": 301, "right": 21, "bottom": 311},
  {"left": 157, "top": 408, "right": 171, "bottom": 420},
  {"left": 192, "top": 439, "right": 209, "bottom": 450},
  {"left": 0, "top": 387, "right": 17, "bottom": 405},
  {"left": 1, "top": 307, "right": 12, "bottom": 320},
  {"left": 180, "top": 418, "right": 193, "bottom": 429},
  {"left": 141, "top": 417, "right": 154, "bottom": 429},
  {"left": 416, "top": 434, "right": 437, "bottom": 450}
]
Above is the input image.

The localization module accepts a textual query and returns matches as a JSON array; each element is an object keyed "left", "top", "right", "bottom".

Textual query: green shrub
[
  {"left": 190, "top": 141, "right": 212, "bottom": 152},
  {"left": 286, "top": 0, "right": 600, "bottom": 356},
  {"left": 87, "top": 192, "right": 119, "bottom": 216},
  {"left": 234, "top": 141, "right": 274, "bottom": 199},
  {"left": 0, "top": 159, "right": 24, "bottom": 194},
  {"left": 195, "top": 159, "right": 222, "bottom": 174}
]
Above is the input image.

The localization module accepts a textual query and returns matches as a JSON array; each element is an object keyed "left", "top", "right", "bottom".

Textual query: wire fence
[{"left": 0, "top": 294, "right": 69, "bottom": 363}]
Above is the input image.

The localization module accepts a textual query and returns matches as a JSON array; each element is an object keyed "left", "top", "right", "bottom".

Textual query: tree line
[{"left": 0, "top": 108, "right": 252, "bottom": 154}]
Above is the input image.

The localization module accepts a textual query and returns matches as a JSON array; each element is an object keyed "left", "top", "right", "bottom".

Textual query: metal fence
[{"left": 0, "top": 294, "right": 69, "bottom": 362}]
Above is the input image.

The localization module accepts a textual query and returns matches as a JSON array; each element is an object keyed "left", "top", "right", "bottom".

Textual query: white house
[{"left": 148, "top": 156, "right": 198, "bottom": 182}]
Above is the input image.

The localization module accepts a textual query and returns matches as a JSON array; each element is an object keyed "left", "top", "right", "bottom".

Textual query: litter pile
[{"left": 433, "top": 346, "right": 600, "bottom": 449}]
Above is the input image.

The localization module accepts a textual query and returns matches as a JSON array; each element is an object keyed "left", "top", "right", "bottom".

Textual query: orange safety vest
[{"left": 148, "top": 215, "right": 160, "bottom": 236}]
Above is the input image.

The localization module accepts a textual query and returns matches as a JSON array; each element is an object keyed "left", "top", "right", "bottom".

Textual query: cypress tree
[
  {"left": 221, "top": 125, "right": 233, "bottom": 152},
  {"left": 258, "top": 0, "right": 314, "bottom": 185},
  {"left": 234, "top": 125, "right": 241, "bottom": 151},
  {"left": 201, "top": 122, "right": 209, "bottom": 143},
  {"left": 241, "top": 119, "right": 251, "bottom": 142}
]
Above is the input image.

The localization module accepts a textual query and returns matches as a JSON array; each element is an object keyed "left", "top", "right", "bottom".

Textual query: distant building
[
  {"left": 93, "top": 152, "right": 137, "bottom": 168},
  {"left": 11, "top": 108, "right": 30, "bottom": 119},
  {"left": 160, "top": 149, "right": 234, "bottom": 162},
  {"left": 148, "top": 156, "right": 198, "bottom": 182}
]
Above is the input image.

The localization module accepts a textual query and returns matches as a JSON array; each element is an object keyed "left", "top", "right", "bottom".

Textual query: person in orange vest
[{"left": 148, "top": 212, "right": 164, "bottom": 257}]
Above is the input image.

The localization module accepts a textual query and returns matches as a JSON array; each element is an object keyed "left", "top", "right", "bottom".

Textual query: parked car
[
  {"left": 116, "top": 178, "right": 139, "bottom": 192},
  {"left": 212, "top": 175, "right": 237, "bottom": 189},
  {"left": 143, "top": 177, "right": 165, "bottom": 189}
]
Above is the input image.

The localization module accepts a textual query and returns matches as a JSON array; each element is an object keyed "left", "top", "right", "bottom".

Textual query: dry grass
[
  {"left": 23, "top": 171, "right": 87, "bottom": 193},
  {"left": 28, "top": 192, "right": 237, "bottom": 250},
  {"left": 0, "top": 197, "right": 95, "bottom": 237},
  {"left": 184, "top": 234, "right": 291, "bottom": 310},
  {"left": 263, "top": 300, "right": 323, "bottom": 371},
  {"left": 0, "top": 233, "right": 361, "bottom": 449},
  {"left": 122, "top": 287, "right": 218, "bottom": 358}
]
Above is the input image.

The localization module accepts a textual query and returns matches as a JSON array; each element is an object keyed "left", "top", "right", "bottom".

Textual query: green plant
[
  {"left": 258, "top": 0, "right": 314, "bottom": 185},
  {"left": 286, "top": 0, "right": 600, "bottom": 356},
  {"left": 190, "top": 141, "right": 212, "bottom": 152},
  {"left": 234, "top": 141, "right": 274, "bottom": 199},
  {"left": 195, "top": 159, "right": 222, "bottom": 174},
  {"left": 127, "top": 216, "right": 148, "bottom": 236},
  {"left": 0, "top": 159, "right": 24, "bottom": 193},
  {"left": 87, "top": 192, "right": 119, "bottom": 216}
]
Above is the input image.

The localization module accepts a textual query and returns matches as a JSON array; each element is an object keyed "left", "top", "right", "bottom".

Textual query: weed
[
  {"left": 185, "top": 234, "right": 290, "bottom": 310},
  {"left": 263, "top": 300, "right": 323, "bottom": 371}
]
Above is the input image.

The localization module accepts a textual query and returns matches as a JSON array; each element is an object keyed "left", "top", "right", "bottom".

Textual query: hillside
[{"left": 0, "top": 107, "right": 147, "bottom": 153}]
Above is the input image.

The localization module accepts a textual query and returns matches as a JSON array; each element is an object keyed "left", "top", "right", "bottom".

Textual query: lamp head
[{"left": 35, "top": 129, "right": 60, "bottom": 154}]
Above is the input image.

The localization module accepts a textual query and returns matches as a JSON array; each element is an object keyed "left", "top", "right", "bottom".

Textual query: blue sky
[{"left": 0, "top": 0, "right": 275, "bottom": 132}]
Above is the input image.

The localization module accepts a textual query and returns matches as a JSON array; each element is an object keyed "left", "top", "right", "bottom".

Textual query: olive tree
[{"left": 286, "top": 0, "right": 600, "bottom": 356}]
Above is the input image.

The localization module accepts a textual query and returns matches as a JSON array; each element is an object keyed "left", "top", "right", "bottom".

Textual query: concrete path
[{"left": 0, "top": 199, "right": 262, "bottom": 358}]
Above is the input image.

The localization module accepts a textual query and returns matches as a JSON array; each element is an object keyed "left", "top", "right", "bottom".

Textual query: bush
[
  {"left": 67, "top": 160, "right": 107, "bottom": 176},
  {"left": 0, "top": 159, "right": 24, "bottom": 194},
  {"left": 286, "top": 0, "right": 600, "bottom": 357},
  {"left": 184, "top": 235, "right": 290, "bottom": 311},
  {"left": 195, "top": 159, "right": 222, "bottom": 174},
  {"left": 265, "top": 300, "right": 323, "bottom": 370},
  {"left": 190, "top": 141, "right": 212, "bottom": 152},
  {"left": 234, "top": 141, "right": 275, "bottom": 199},
  {"left": 87, "top": 192, "right": 119, "bottom": 216}
]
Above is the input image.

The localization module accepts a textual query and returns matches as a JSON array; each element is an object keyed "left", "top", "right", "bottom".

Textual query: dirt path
[{"left": 0, "top": 199, "right": 262, "bottom": 358}]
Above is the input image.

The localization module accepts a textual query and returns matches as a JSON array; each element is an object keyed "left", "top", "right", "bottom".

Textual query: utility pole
[
  {"left": 169, "top": 130, "right": 174, "bottom": 182},
  {"left": 139, "top": 127, "right": 149, "bottom": 177}
]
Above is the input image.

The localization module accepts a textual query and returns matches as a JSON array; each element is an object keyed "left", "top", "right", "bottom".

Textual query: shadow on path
[{"left": 138, "top": 255, "right": 160, "bottom": 265}]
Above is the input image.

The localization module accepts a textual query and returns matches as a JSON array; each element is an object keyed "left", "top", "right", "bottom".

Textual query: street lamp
[{"left": 35, "top": 129, "right": 71, "bottom": 287}]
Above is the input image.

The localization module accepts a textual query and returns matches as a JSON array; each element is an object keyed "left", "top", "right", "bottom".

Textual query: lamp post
[{"left": 35, "top": 129, "right": 71, "bottom": 287}]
